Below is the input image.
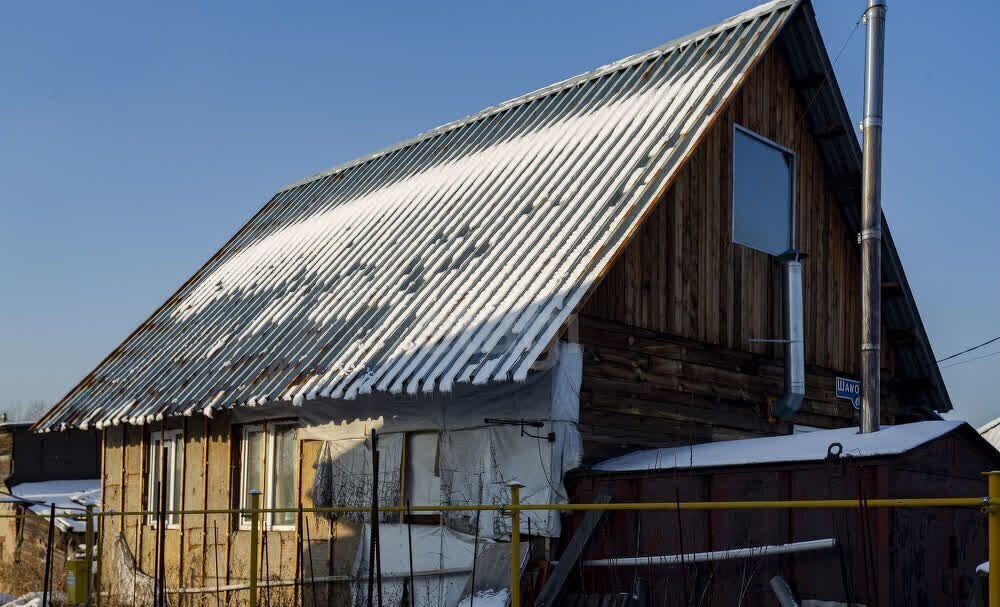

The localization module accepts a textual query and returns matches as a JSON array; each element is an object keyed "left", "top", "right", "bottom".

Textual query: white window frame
[
  {"left": 239, "top": 422, "right": 297, "bottom": 531},
  {"left": 147, "top": 429, "right": 183, "bottom": 528},
  {"left": 732, "top": 123, "right": 797, "bottom": 255}
]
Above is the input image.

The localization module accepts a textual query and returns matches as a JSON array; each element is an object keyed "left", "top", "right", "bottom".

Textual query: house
[
  {"left": 32, "top": 0, "right": 951, "bottom": 605},
  {"left": 0, "top": 421, "right": 100, "bottom": 573}
]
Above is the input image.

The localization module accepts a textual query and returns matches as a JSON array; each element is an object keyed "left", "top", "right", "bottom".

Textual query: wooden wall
[
  {"left": 99, "top": 417, "right": 360, "bottom": 607},
  {"left": 565, "top": 427, "right": 996, "bottom": 606},
  {"left": 579, "top": 46, "right": 908, "bottom": 459}
]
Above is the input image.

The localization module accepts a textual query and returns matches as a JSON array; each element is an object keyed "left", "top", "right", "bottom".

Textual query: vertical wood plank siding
[
  {"left": 579, "top": 47, "right": 905, "bottom": 458},
  {"left": 99, "top": 418, "right": 357, "bottom": 606}
]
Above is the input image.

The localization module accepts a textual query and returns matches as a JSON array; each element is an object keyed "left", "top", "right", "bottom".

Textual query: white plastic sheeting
[
  {"left": 311, "top": 434, "right": 403, "bottom": 523},
  {"left": 304, "top": 343, "right": 582, "bottom": 538},
  {"left": 351, "top": 524, "right": 490, "bottom": 607},
  {"left": 110, "top": 533, "right": 158, "bottom": 607}
]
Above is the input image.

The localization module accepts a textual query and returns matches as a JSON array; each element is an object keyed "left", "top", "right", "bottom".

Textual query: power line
[
  {"left": 936, "top": 337, "right": 1000, "bottom": 363},
  {"left": 940, "top": 350, "right": 1000, "bottom": 370},
  {"left": 795, "top": 9, "right": 863, "bottom": 129}
]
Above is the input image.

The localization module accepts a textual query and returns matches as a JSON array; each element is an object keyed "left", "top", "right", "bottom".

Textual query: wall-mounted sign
[{"left": 836, "top": 377, "right": 861, "bottom": 410}]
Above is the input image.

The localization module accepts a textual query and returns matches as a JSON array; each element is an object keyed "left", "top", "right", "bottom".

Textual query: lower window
[
  {"left": 147, "top": 430, "right": 183, "bottom": 527},
  {"left": 240, "top": 423, "right": 297, "bottom": 529}
]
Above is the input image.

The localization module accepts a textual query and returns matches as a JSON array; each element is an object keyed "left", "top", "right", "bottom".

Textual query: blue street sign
[{"left": 836, "top": 377, "right": 861, "bottom": 410}]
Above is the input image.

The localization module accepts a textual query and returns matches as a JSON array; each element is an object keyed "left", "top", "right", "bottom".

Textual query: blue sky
[{"left": 1, "top": 1, "right": 997, "bottom": 425}]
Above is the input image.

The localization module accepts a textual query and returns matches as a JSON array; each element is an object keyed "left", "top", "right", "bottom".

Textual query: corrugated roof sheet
[
  {"left": 36, "top": 0, "right": 795, "bottom": 432},
  {"left": 979, "top": 417, "right": 1000, "bottom": 453}
]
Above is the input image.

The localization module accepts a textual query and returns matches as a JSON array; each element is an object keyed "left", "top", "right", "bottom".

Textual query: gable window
[
  {"left": 147, "top": 430, "right": 183, "bottom": 527},
  {"left": 732, "top": 124, "right": 795, "bottom": 256},
  {"left": 239, "top": 423, "right": 297, "bottom": 530}
]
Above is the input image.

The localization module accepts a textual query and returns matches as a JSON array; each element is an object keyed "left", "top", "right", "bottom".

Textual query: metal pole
[
  {"left": 988, "top": 472, "right": 1000, "bottom": 607},
  {"left": 85, "top": 504, "right": 95, "bottom": 606},
  {"left": 508, "top": 482, "right": 524, "bottom": 607},
  {"left": 42, "top": 503, "right": 55, "bottom": 607},
  {"left": 406, "top": 500, "right": 415, "bottom": 607},
  {"left": 470, "top": 507, "right": 481, "bottom": 607},
  {"left": 860, "top": 0, "right": 887, "bottom": 433},
  {"left": 304, "top": 514, "right": 319, "bottom": 607},
  {"left": 213, "top": 522, "right": 222, "bottom": 607},
  {"left": 95, "top": 512, "right": 104, "bottom": 607},
  {"left": 249, "top": 490, "right": 262, "bottom": 607},
  {"left": 367, "top": 430, "right": 377, "bottom": 607}
]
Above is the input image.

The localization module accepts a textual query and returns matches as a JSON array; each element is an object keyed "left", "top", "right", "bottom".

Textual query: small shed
[
  {"left": 0, "top": 422, "right": 101, "bottom": 566},
  {"left": 563, "top": 421, "right": 998, "bottom": 607}
]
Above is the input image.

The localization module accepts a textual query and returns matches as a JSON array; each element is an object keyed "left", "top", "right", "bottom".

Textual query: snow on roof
[
  {"left": 592, "top": 420, "right": 965, "bottom": 473},
  {"left": 6, "top": 479, "right": 101, "bottom": 533},
  {"left": 35, "top": 1, "right": 797, "bottom": 432},
  {"left": 978, "top": 417, "right": 1000, "bottom": 453}
]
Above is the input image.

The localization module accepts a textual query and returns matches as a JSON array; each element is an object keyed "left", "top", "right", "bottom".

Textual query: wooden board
[{"left": 578, "top": 45, "right": 914, "bottom": 456}]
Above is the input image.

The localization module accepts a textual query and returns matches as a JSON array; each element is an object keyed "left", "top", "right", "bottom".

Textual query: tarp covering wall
[
  {"left": 350, "top": 524, "right": 489, "bottom": 607},
  {"left": 235, "top": 343, "right": 583, "bottom": 538}
]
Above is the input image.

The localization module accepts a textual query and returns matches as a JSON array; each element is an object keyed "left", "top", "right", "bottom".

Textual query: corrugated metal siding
[{"left": 37, "top": 0, "right": 795, "bottom": 431}]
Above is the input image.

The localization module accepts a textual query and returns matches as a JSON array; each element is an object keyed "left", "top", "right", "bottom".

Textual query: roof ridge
[{"left": 278, "top": 0, "right": 797, "bottom": 194}]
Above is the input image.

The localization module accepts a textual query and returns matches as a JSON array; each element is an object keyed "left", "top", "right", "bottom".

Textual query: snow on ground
[
  {"left": 593, "top": 420, "right": 965, "bottom": 472},
  {"left": 0, "top": 592, "right": 66, "bottom": 607},
  {"left": 456, "top": 589, "right": 510, "bottom": 607},
  {"left": 5, "top": 479, "right": 100, "bottom": 533}
]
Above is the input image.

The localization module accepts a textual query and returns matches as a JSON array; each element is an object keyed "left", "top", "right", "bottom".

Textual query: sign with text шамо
[{"left": 836, "top": 377, "right": 861, "bottom": 410}]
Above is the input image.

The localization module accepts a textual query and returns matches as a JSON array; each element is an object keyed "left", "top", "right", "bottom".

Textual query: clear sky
[{"left": 1, "top": 1, "right": 997, "bottom": 425}]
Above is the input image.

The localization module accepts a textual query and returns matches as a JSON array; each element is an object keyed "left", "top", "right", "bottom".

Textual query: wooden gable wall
[{"left": 578, "top": 45, "right": 910, "bottom": 459}]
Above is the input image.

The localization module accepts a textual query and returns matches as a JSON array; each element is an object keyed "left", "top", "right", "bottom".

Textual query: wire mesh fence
[{"left": 0, "top": 490, "right": 996, "bottom": 607}]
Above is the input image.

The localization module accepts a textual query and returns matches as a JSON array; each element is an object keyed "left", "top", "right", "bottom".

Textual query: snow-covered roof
[
  {"left": 978, "top": 417, "right": 1000, "bottom": 453},
  {"left": 36, "top": 1, "right": 798, "bottom": 431},
  {"left": 5, "top": 479, "right": 101, "bottom": 533},
  {"left": 592, "top": 420, "right": 965, "bottom": 473}
]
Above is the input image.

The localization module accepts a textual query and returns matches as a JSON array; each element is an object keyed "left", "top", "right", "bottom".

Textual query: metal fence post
[
  {"left": 508, "top": 482, "right": 524, "bottom": 607},
  {"left": 988, "top": 472, "right": 999, "bottom": 607},
  {"left": 85, "top": 504, "right": 95, "bottom": 606},
  {"left": 249, "top": 490, "right": 262, "bottom": 607}
]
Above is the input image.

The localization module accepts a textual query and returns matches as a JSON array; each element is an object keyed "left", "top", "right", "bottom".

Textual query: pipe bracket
[
  {"left": 860, "top": 228, "right": 882, "bottom": 241},
  {"left": 861, "top": 343, "right": 881, "bottom": 352}
]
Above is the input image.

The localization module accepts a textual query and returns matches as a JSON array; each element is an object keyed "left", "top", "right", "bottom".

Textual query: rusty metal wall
[{"left": 563, "top": 429, "right": 996, "bottom": 606}]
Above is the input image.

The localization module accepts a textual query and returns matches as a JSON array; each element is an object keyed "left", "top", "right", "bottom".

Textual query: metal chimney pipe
[
  {"left": 860, "top": 0, "right": 887, "bottom": 433},
  {"left": 771, "top": 256, "right": 805, "bottom": 420}
]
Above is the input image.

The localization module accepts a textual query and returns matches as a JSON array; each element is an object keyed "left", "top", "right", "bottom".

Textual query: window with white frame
[
  {"left": 239, "top": 423, "right": 297, "bottom": 529},
  {"left": 732, "top": 124, "right": 796, "bottom": 256},
  {"left": 147, "top": 430, "right": 183, "bottom": 527}
]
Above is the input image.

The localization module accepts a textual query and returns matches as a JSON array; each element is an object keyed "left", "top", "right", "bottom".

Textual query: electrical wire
[
  {"left": 940, "top": 350, "right": 1000, "bottom": 370},
  {"left": 795, "top": 9, "right": 864, "bottom": 129},
  {"left": 936, "top": 337, "right": 1000, "bottom": 363}
]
